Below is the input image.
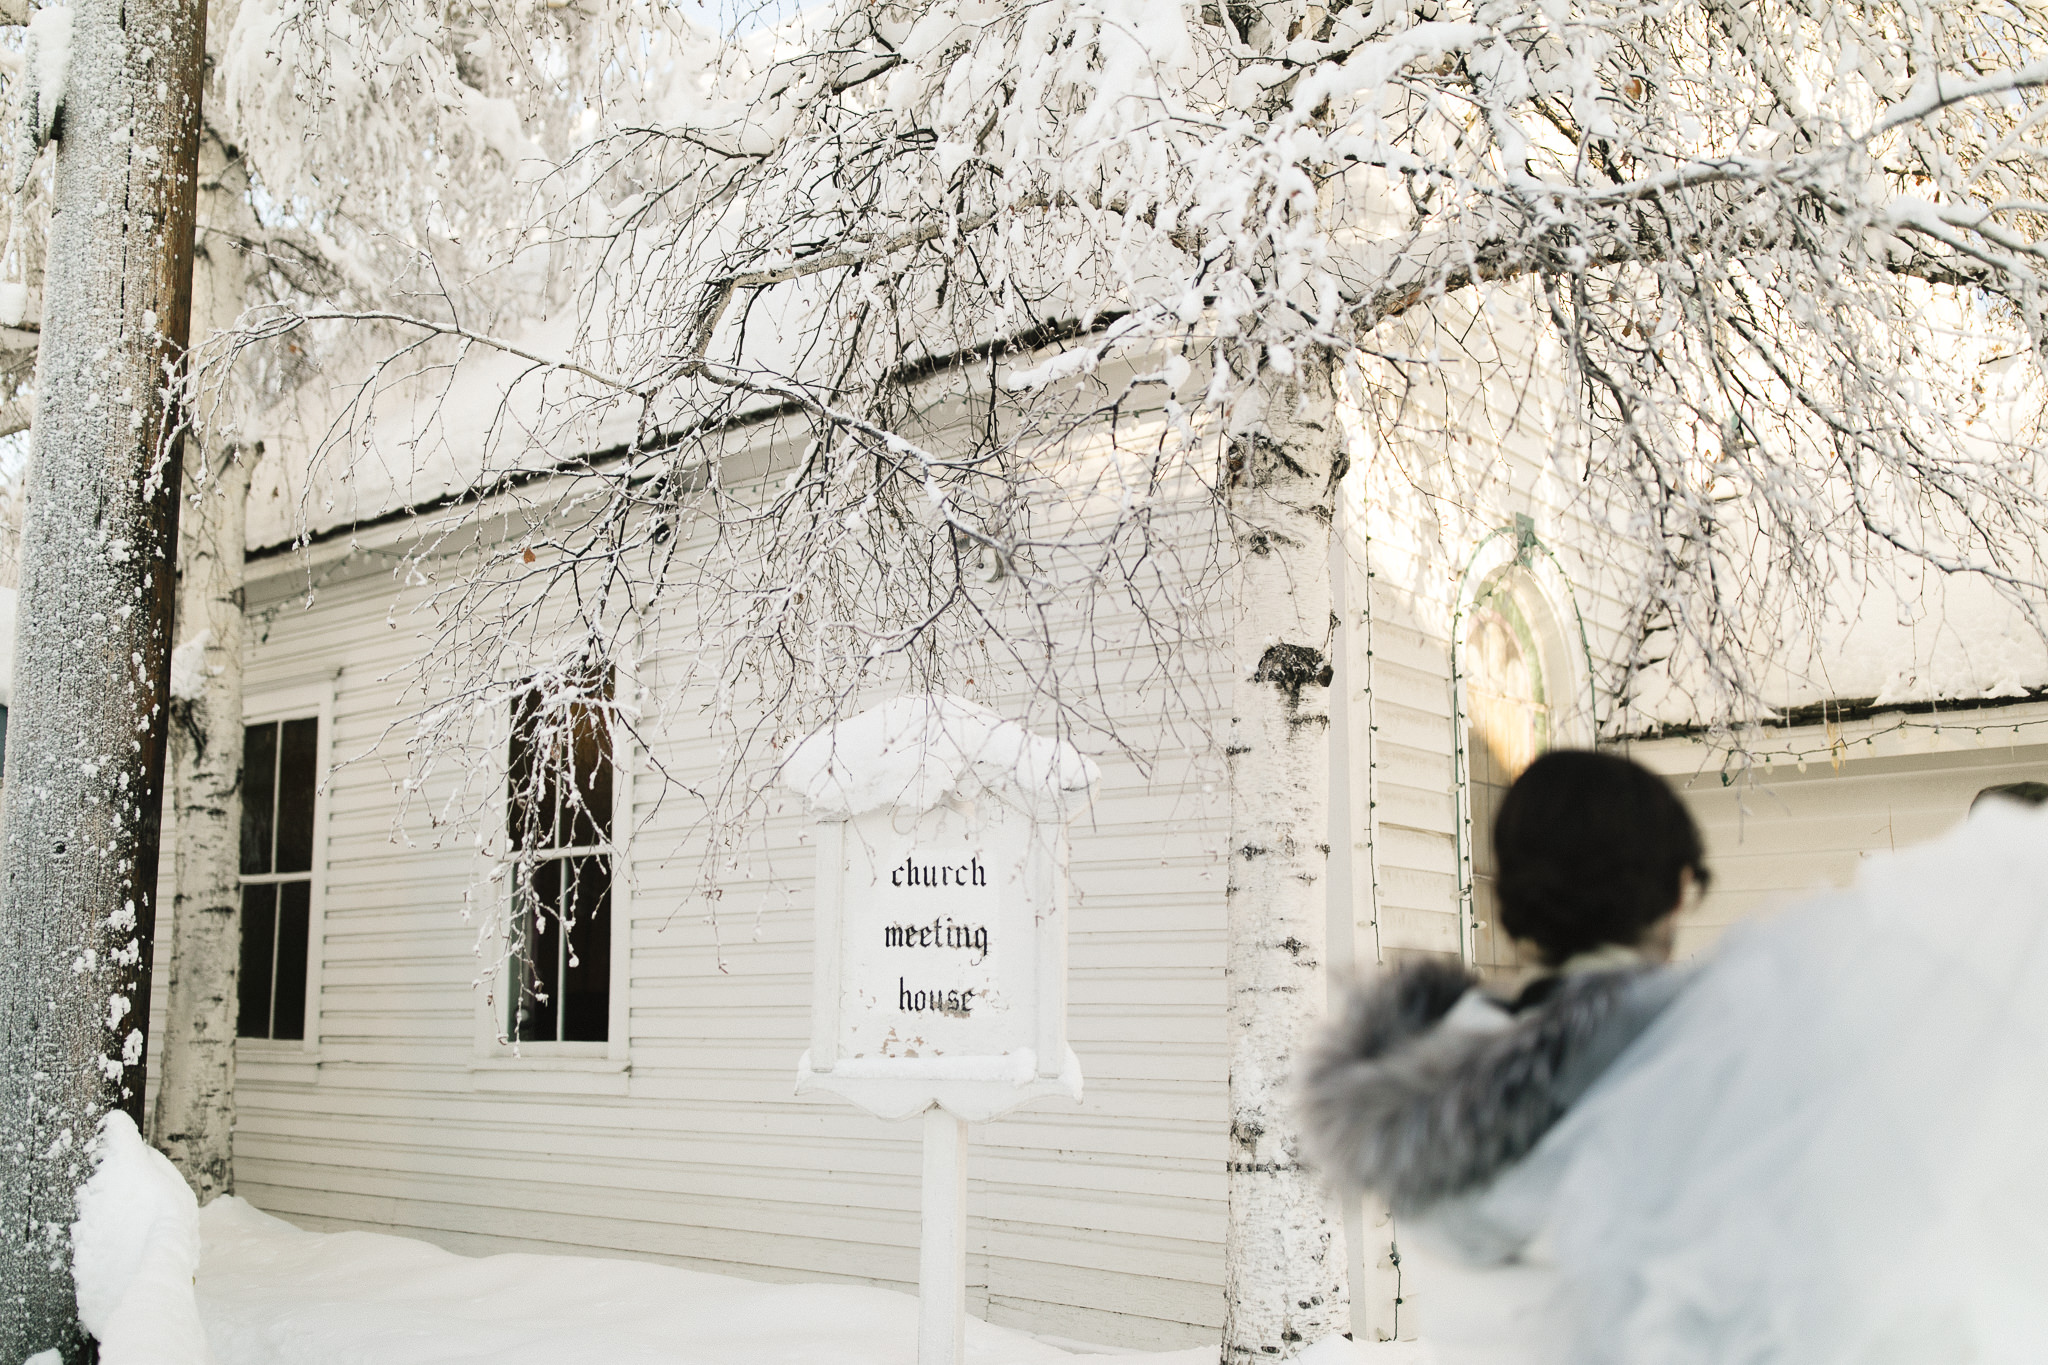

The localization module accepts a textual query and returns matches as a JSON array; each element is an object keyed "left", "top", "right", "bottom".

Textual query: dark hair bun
[{"left": 1493, "top": 749, "right": 1707, "bottom": 966}]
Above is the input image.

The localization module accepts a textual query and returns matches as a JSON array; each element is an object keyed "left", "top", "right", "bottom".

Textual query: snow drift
[
  {"left": 57, "top": 1174, "right": 1438, "bottom": 1362},
  {"left": 193, "top": 1197, "right": 1220, "bottom": 1365},
  {"left": 72, "top": 1111, "right": 213, "bottom": 1365}
]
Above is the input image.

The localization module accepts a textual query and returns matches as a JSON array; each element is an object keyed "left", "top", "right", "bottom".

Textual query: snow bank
[
  {"left": 177, "top": 1195, "right": 1442, "bottom": 1363},
  {"left": 72, "top": 1111, "right": 213, "bottom": 1365},
  {"left": 1301, "top": 1338, "right": 1435, "bottom": 1364},
  {"left": 778, "top": 695, "right": 1099, "bottom": 820},
  {"left": 194, "top": 1197, "right": 1222, "bottom": 1365}
]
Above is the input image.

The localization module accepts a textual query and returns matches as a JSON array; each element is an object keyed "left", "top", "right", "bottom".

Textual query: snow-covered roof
[
  {"left": 1804, "top": 583, "right": 2047, "bottom": 708},
  {"left": 239, "top": 269, "right": 864, "bottom": 556},
  {"left": 242, "top": 312, "right": 646, "bottom": 553},
  {"left": 1624, "top": 560, "right": 2048, "bottom": 728}
]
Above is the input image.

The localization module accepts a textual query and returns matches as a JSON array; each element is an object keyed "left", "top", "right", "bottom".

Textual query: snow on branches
[{"left": 168, "top": 0, "right": 2048, "bottom": 848}]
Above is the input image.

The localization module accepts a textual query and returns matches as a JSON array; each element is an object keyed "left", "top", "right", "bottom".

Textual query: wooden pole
[
  {"left": 918, "top": 1104, "right": 968, "bottom": 1365},
  {"left": 0, "top": 0, "right": 207, "bottom": 1357}
]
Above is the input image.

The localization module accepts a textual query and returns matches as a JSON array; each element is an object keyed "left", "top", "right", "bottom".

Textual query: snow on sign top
[{"left": 777, "top": 694, "right": 1098, "bottom": 820}]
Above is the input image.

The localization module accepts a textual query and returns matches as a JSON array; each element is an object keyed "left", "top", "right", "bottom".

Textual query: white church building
[{"left": 131, "top": 354, "right": 2048, "bottom": 1351}]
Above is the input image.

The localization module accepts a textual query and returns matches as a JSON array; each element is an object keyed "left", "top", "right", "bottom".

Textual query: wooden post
[
  {"left": 0, "top": 0, "right": 207, "bottom": 1356},
  {"left": 918, "top": 1104, "right": 968, "bottom": 1365},
  {"left": 781, "top": 702, "right": 1090, "bottom": 1365}
]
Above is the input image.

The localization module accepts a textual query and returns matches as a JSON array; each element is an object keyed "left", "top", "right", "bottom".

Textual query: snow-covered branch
[{"left": 181, "top": 0, "right": 2048, "bottom": 807}]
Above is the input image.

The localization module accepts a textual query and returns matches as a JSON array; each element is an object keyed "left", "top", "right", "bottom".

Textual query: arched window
[
  {"left": 1451, "top": 521, "right": 1592, "bottom": 979},
  {"left": 1463, "top": 587, "right": 1551, "bottom": 974}
]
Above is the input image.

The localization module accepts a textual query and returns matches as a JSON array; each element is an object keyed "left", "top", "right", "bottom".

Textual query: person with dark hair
[
  {"left": 1495, "top": 748, "right": 1710, "bottom": 976},
  {"left": 1299, "top": 749, "right": 1704, "bottom": 1361},
  {"left": 1305, "top": 751, "right": 2048, "bottom": 1364},
  {"left": 1971, "top": 779, "right": 2048, "bottom": 812}
]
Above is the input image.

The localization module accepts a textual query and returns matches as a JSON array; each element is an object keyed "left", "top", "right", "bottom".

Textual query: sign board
[
  {"left": 799, "top": 798, "right": 1078, "bottom": 1120},
  {"left": 784, "top": 696, "right": 1089, "bottom": 1121},
  {"left": 781, "top": 695, "right": 1093, "bottom": 1365}
]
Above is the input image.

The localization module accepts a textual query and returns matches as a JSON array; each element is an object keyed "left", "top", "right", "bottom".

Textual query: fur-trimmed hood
[{"left": 1300, "top": 958, "right": 1684, "bottom": 1215}]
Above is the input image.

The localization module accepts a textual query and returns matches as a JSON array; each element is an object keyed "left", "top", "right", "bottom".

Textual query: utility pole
[{"left": 0, "top": 1, "right": 208, "bottom": 1358}]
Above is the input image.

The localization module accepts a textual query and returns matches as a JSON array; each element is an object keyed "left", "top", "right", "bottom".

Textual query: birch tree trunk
[
  {"left": 0, "top": 1, "right": 208, "bottom": 1357},
  {"left": 151, "top": 448, "right": 248, "bottom": 1199},
  {"left": 150, "top": 127, "right": 263, "bottom": 1197},
  {"left": 1221, "top": 356, "right": 1351, "bottom": 1363}
]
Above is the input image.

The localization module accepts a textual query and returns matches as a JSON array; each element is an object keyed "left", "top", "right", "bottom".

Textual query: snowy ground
[
  {"left": 77, "top": 1114, "right": 1427, "bottom": 1364},
  {"left": 195, "top": 1198, "right": 1431, "bottom": 1365}
]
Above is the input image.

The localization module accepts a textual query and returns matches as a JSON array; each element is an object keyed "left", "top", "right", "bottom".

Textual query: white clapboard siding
[
  {"left": 1629, "top": 716, "right": 2048, "bottom": 956},
  {"left": 177, "top": 481, "right": 1236, "bottom": 1351},
  {"left": 131, "top": 338, "right": 1942, "bottom": 1353},
  {"left": 1338, "top": 332, "right": 1650, "bottom": 976}
]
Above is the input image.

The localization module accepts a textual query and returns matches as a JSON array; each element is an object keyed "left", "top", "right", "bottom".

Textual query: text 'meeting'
[{"left": 883, "top": 917, "right": 990, "bottom": 963}]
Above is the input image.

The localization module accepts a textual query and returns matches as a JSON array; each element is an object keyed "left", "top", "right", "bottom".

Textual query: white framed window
[
  {"left": 1450, "top": 523, "right": 1594, "bottom": 977},
  {"left": 239, "top": 682, "right": 334, "bottom": 1053},
  {"left": 481, "top": 657, "right": 633, "bottom": 1070},
  {"left": 1461, "top": 582, "right": 1553, "bottom": 975}
]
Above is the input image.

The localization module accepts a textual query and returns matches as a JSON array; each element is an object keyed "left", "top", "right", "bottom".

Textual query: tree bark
[
  {"left": 150, "top": 125, "right": 264, "bottom": 1199},
  {"left": 0, "top": 1, "right": 208, "bottom": 1358},
  {"left": 1221, "top": 356, "right": 1352, "bottom": 1363},
  {"left": 151, "top": 448, "right": 249, "bottom": 1200}
]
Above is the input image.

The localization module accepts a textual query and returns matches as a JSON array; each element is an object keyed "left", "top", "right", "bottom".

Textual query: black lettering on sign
[
  {"left": 889, "top": 854, "right": 990, "bottom": 888},
  {"left": 898, "top": 978, "right": 977, "bottom": 1015},
  {"left": 881, "top": 852, "right": 992, "bottom": 1017},
  {"left": 879, "top": 916, "right": 990, "bottom": 963}
]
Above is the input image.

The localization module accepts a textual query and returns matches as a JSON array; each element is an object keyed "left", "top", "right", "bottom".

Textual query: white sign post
[{"left": 781, "top": 696, "right": 1095, "bottom": 1365}]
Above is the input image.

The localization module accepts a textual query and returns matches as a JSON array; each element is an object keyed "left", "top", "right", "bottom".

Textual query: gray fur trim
[{"left": 1300, "top": 960, "right": 1681, "bottom": 1214}]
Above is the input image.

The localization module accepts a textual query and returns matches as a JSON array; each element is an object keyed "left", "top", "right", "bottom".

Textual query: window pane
[
  {"left": 559, "top": 855, "right": 612, "bottom": 1043},
  {"left": 563, "top": 704, "right": 613, "bottom": 849},
  {"left": 507, "top": 692, "right": 555, "bottom": 852},
  {"left": 274, "top": 717, "right": 320, "bottom": 875},
  {"left": 272, "top": 880, "right": 311, "bottom": 1042},
  {"left": 507, "top": 692, "right": 531, "bottom": 851},
  {"left": 237, "top": 882, "right": 278, "bottom": 1038},
  {"left": 242, "top": 722, "right": 277, "bottom": 876},
  {"left": 1466, "top": 597, "right": 1549, "bottom": 977},
  {"left": 509, "top": 670, "right": 614, "bottom": 853},
  {"left": 509, "top": 859, "right": 562, "bottom": 1042}
]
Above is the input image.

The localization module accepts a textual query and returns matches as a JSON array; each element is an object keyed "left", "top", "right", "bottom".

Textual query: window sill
[{"left": 469, "top": 1055, "right": 631, "bottom": 1096}]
